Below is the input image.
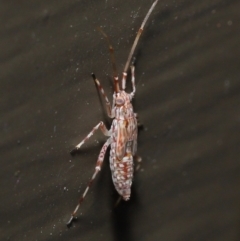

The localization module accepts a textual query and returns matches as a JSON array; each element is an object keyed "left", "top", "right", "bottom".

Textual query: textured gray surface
[{"left": 1, "top": 0, "right": 240, "bottom": 240}]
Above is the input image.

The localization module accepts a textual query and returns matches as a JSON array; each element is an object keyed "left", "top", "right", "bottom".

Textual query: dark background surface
[{"left": 1, "top": 0, "right": 239, "bottom": 240}]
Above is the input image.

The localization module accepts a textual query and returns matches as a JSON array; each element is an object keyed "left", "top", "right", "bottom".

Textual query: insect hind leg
[
  {"left": 67, "top": 137, "right": 112, "bottom": 226},
  {"left": 134, "top": 155, "right": 142, "bottom": 172}
]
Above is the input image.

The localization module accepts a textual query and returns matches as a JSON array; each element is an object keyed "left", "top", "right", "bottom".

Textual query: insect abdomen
[{"left": 110, "top": 151, "right": 134, "bottom": 200}]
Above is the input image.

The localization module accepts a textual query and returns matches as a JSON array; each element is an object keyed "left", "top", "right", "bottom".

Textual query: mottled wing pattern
[
  {"left": 116, "top": 121, "right": 128, "bottom": 160},
  {"left": 124, "top": 116, "right": 137, "bottom": 155}
]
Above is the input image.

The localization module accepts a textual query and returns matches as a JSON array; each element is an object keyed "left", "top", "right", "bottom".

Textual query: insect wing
[{"left": 116, "top": 121, "right": 128, "bottom": 160}]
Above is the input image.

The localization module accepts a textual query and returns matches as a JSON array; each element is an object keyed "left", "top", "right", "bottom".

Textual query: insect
[{"left": 67, "top": 0, "right": 158, "bottom": 225}]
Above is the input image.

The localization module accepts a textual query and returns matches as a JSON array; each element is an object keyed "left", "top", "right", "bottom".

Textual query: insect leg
[
  {"left": 114, "top": 196, "right": 122, "bottom": 208},
  {"left": 71, "top": 121, "right": 111, "bottom": 154},
  {"left": 130, "top": 58, "right": 136, "bottom": 98},
  {"left": 122, "top": 57, "right": 136, "bottom": 91},
  {"left": 92, "top": 73, "right": 115, "bottom": 118},
  {"left": 134, "top": 155, "right": 142, "bottom": 171},
  {"left": 67, "top": 138, "right": 112, "bottom": 226}
]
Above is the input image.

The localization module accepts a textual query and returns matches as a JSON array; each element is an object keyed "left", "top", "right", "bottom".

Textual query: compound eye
[{"left": 116, "top": 97, "right": 125, "bottom": 106}]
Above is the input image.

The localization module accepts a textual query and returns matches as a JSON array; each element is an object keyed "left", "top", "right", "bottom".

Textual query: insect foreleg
[
  {"left": 71, "top": 121, "right": 111, "bottom": 154},
  {"left": 67, "top": 138, "right": 112, "bottom": 226},
  {"left": 130, "top": 58, "right": 136, "bottom": 98}
]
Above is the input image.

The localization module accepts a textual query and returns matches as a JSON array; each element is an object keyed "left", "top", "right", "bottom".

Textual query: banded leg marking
[
  {"left": 130, "top": 58, "right": 136, "bottom": 97},
  {"left": 67, "top": 138, "right": 112, "bottom": 225},
  {"left": 122, "top": 56, "right": 136, "bottom": 95},
  {"left": 71, "top": 121, "right": 111, "bottom": 154}
]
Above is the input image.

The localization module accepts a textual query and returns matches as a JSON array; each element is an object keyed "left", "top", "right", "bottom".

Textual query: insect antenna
[
  {"left": 97, "top": 27, "right": 120, "bottom": 93},
  {"left": 123, "top": 0, "right": 158, "bottom": 75},
  {"left": 91, "top": 73, "right": 113, "bottom": 119}
]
